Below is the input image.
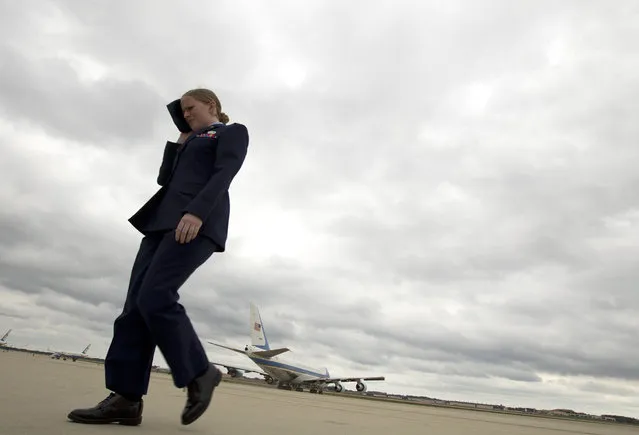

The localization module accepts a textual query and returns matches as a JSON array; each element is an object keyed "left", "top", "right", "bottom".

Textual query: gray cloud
[
  {"left": 1, "top": 0, "right": 639, "bottom": 419},
  {"left": 0, "top": 44, "right": 164, "bottom": 146}
]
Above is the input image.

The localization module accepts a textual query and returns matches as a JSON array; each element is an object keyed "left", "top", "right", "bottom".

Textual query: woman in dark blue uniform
[{"left": 67, "top": 88, "right": 249, "bottom": 426}]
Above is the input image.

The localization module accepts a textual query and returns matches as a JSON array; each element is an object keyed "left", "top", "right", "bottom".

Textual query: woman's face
[{"left": 181, "top": 96, "right": 216, "bottom": 131}]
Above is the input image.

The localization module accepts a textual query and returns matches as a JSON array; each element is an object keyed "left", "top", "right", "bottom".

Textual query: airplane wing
[
  {"left": 302, "top": 376, "right": 385, "bottom": 385},
  {"left": 209, "top": 361, "right": 269, "bottom": 377},
  {"left": 208, "top": 341, "right": 247, "bottom": 355}
]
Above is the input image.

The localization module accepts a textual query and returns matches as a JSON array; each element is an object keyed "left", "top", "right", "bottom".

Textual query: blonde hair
[{"left": 182, "top": 88, "right": 230, "bottom": 124}]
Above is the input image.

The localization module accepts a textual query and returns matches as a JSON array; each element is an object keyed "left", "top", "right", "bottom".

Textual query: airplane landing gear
[
  {"left": 277, "top": 382, "right": 325, "bottom": 394},
  {"left": 277, "top": 382, "right": 293, "bottom": 390}
]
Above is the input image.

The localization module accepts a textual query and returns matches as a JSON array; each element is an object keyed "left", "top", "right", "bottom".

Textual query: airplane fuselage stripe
[{"left": 249, "top": 357, "right": 328, "bottom": 379}]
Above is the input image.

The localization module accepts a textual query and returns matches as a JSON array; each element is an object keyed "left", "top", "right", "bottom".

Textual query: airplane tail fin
[
  {"left": 82, "top": 344, "right": 91, "bottom": 355},
  {"left": 250, "top": 302, "right": 270, "bottom": 350},
  {"left": 252, "top": 347, "right": 290, "bottom": 358}
]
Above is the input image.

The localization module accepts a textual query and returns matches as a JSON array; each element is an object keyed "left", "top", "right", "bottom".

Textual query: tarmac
[{"left": 0, "top": 350, "right": 635, "bottom": 435}]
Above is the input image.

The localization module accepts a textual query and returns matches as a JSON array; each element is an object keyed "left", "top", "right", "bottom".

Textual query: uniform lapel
[
  {"left": 179, "top": 123, "right": 223, "bottom": 151},
  {"left": 170, "top": 123, "right": 224, "bottom": 177}
]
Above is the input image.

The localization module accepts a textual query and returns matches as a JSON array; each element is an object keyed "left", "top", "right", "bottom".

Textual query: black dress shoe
[
  {"left": 181, "top": 363, "right": 222, "bottom": 425},
  {"left": 67, "top": 392, "right": 143, "bottom": 425}
]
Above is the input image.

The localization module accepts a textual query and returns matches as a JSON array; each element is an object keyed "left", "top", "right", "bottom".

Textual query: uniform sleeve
[{"left": 157, "top": 141, "right": 180, "bottom": 186}]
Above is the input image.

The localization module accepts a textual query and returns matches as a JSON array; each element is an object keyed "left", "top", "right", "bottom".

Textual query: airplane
[
  {"left": 0, "top": 329, "right": 11, "bottom": 347},
  {"left": 49, "top": 344, "right": 91, "bottom": 362},
  {"left": 207, "top": 303, "right": 385, "bottom": 394}
]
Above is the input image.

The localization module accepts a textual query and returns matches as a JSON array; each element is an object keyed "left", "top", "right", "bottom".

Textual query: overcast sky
[{"left": 1, "top": 0, "right": 638, "bottom": 418}]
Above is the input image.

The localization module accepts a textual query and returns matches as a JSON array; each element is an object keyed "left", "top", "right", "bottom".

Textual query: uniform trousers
[{"left": 104, "top": 230, "right": 217, "bottom": 397}]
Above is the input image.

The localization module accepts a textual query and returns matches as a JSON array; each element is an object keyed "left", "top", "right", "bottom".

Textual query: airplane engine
[
  {"left": 334, "top": 382, "right": 344, "bottom": 393},
  {"left": 355, "top": 381, "right": 367, "bottom": 393},
  {"left": 227, "top": 368, "right": 244, "bottom": 378},
  {"left": 265, "top": 376, "right": 275, "bottom": 384}
]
